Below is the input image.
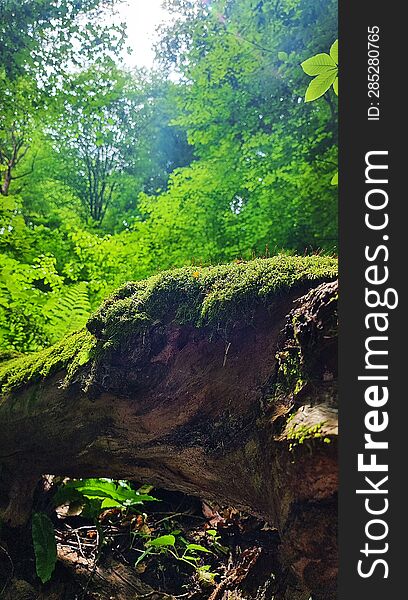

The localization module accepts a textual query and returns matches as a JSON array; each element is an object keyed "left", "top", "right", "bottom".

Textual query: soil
[{"left": 0, "top": 484, "right": 306, "bottom": 600}]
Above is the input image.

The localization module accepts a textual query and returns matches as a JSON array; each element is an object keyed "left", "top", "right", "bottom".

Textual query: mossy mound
[
  {"left": 88, "top": 255, "right": 337, "bottom": 341},
  {"left": 0, "top": 330, "right": 95, "bottom": 395},
  {"left": 0, "top": 255, "right": 337, "bottom": 395}
]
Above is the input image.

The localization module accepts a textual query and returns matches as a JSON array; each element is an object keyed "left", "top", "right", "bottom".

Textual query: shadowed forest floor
[{"left": 1, "top": 482, "right": 305, "bottom": 600}]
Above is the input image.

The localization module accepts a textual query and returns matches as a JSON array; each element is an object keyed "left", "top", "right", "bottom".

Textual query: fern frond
[{"left": 46, "top": 282, "right": 91, "bottom": 344}]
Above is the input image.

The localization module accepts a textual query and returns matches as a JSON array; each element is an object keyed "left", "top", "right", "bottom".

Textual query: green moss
[
  {"left": 287, "top": 421, "right": 331, "bottom": 451},
  {"left": 0, "top": 329, "right": 96, "bottom": 395},
  {"left": 1, "top": 255, "right": 337, "bottom": 395},
  {"left": 275, "top": 348, "right": 306, "bottom": 396},
  {"left": 89, "top": 255, "right": 337, "bottom": 343}
]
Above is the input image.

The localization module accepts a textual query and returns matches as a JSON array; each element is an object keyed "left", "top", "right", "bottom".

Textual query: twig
[
  {"left": 74, "top": 530, "right": 86, "bottom": 559},
  {"left": 0, "top": 544, "right": 14, "bottom": 596},
  {"left": 223, "top": 342, "right": 231, "bottom": 367},
  {"left": 152, "top": 512, "right": 205, "bottom": 526}
]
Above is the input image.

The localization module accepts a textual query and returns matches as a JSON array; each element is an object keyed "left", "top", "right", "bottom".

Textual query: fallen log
[{"left": 0, "top": 256, "right": 338, "bottom": 599}]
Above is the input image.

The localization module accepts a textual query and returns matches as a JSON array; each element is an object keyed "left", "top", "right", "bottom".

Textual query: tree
[
  {"left": 141, "top": 0, "right": 338, "bottom": 261},
  {"left": 48, "top": 67, "right": 148, "bottom": 223},
  {"left": 0, "top": 257, "right": 338, "bottom": 600},
  {"left": 0, "top": 76, "right": 42, "bottom": 196},
  {"left": 0, "top": 0, "right": 125, "bottom": 198},
  {"left": 0, "top": 0, "right": 125, "bottom": 80}
]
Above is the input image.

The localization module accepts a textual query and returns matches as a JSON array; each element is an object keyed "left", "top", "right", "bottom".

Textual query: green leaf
[
  {"left": 186, "top": 543, "right": 212, "bottom": 553},
  {"left": 197, "top": 566, "right": 216, "bottom": 584},
  {"left": 58, "top": 479, "right": 157, "bottom": 508},
  {"left": 277, "top": 51, "right": 288, "bottom": 61},
  {"left": 100, "top": 498, "right": 123, "bottom": 509},
  {"left": 305, "top": 70, "right": 337, "bottom": 102},
  {"left": 147, "top": 534, "right": 176, "bottom": 547},
  {"left": 331, "top": 171, "right": 338, "bottom": 185},
  {"left": 206, "top": 529, "right": 217, "bottom": 537},
  {"left": 330, "top": 40, "right": 338, "bottom": 65},
  {"left": 32, "top": 513, "right": 57, "bottom": 584},
  {"left": 333, "top": 76, "right": 338, "bottom": 96},
  {"left": 301, "top": 53, "right": 336, "bottom": 76}
]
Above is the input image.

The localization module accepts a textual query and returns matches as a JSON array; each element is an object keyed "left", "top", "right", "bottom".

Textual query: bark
[
  {"left": 0, "top": 167, "right": 12, "bottom": 196},
  {"left": 0, "top": 130, "right": 30, "bottom": 196},
  {"left": 0, "top": 273, "right": 338, "bottom": 600}
]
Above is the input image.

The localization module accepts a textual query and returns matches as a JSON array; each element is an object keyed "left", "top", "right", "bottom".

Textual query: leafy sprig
[{"left": 301, "top": 40, "right": 338, "bottom": 102}]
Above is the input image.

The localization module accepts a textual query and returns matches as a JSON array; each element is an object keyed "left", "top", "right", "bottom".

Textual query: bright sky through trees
[{"left": 115, "top": 0, "right": 174, "bottom": 68}]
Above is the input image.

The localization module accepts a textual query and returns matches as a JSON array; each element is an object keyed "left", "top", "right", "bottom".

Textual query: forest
[
  {"left": 0, "top": 1, "right": 338, "bottom": 599},
  {"left": 0, "top": 0, "right": 337, "bottom": 354}
]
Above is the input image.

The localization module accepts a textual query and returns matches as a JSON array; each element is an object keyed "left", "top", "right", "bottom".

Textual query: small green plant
[
  {"left": 54, "top": 478, "right": 157, "bottom": 517},
  {"left": 46, "top": 281, "right": 91, "bottom": 344},
  {"left": 301, "top": 40, "right": 338, "bottom": 102},
  {"left": 134, "top": 529, "right": 218, "bottom": 584},
  {"left": 135, "top": 531, "right": 211, "bottom": 568},
  {"left": 206, "top": 528, "right": 228, "bottom": 556},
  {"left": 32, "top": 512, "right": 57, "bottom": 584},
  {"left": 276, "top": 347, "right": 306, "bottom": 397},
  {"left": 30, "top": 478, "right": 158, "bottom": 585}
]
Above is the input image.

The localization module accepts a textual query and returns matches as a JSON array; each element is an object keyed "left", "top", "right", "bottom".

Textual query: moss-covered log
[{"left": 0, "top": 256, "right": 338, "bottom": 600}]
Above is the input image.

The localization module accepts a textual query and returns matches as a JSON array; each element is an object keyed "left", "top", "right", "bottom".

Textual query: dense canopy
[{"left": 0, "top": 0, "right": 337, "bottom": 355}]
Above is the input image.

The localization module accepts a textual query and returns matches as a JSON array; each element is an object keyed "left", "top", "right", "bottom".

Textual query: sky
[{"left": 114, "top": 0, "right": 174, "bottom": 69}]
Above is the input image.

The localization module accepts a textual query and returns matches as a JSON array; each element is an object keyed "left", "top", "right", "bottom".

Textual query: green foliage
[
  {"left": 0, "top": 1, "right": 126, "bottom": 197},
  {"left": 31, "top": 512, "right": 57, "bottom": 584},
  {"left": 0, "top": 0, "right": 338, "bottom": 354},
  {"left": 0, "top": 0, "right": 125, "bottom": 80},
  {"left": 300, "top": 39, "right": 338, "bottom": 186},
  {"left": 287, "top": 420, "right": 331, "bottom": 451},
  {"left": 0, "top": 76, "right": 41, "bottom": 196},
  {"left": 45, "top": 282, "right": 91, "bottom": 344},
  {"left": 0, "top": 253, "right": 63, "bottom": 351},
  {"left": 301, "top": 40, "right": 338, "bottom": 101},
  {"left": 54, "top": 479, "right": 157, "bottom": 518},
  {"left": 29, "top": 479, "right": 158, "bottom": 586},
  {"left": 142, "top": 0, "right": 338, "bottom": 262},
  {"left": 135, "top": 528, "right": 218, "bottom": 581},
  {"left": 148, "top": 534, "right": 177, "bottom": 548},
  {"left": 48, "top": 65, "right": 142, "bottom": 223}
]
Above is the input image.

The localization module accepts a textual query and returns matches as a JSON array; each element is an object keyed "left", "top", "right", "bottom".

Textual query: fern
[{"left": 46, "top": 282, "right": 91, "bottom": 344}]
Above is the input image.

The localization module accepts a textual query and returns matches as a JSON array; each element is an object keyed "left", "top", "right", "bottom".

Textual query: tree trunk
[
  {"left": 0, "top": 258, "right": 338, "bottom": 599},
  {"left": 0, "top": 165, "right": 12, "bottom": 196}
]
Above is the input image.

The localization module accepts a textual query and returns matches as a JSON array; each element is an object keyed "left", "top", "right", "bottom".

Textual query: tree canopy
[{"left": 0, "top": 0, "right": 338, "bottom": 353}]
